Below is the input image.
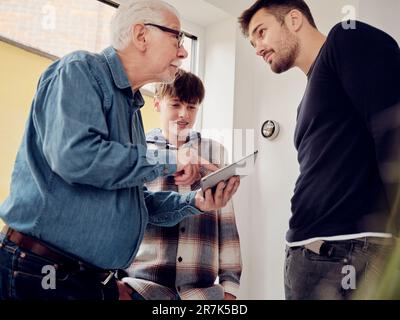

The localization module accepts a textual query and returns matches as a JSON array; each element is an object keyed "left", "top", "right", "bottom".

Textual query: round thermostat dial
[{"left": 261, "top": 120, "right": 280, "bottom": 140}]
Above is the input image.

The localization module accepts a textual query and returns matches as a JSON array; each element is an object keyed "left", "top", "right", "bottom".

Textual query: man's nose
[
  {"left": 179, "top": 108, "right": 188, "bottom": 118},
  {"left": 256, "top": 43, "right": 265, "bottom": 57},
  {"left": 178, "top": 45, "right": 188, "bottom": 59}
]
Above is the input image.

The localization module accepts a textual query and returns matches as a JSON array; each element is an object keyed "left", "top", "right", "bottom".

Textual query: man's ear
[
  {"left": 131, "top": 24, "right": 147, "bottom": 51},
  {"left": 154, "top": 97, "right": 161, "bottom": 112},
  {"left": 286, "top": 9, "right": 303, "bottom": 32}
]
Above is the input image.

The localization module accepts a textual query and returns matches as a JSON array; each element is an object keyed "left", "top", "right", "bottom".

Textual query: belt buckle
[{"left": 101, "top": 271, "right": 115, "bottom": 286}]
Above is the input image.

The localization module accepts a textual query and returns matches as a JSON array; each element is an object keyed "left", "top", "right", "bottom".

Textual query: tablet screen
[{"left": 200, "top": 151, "right": 258, "bottom": 192}]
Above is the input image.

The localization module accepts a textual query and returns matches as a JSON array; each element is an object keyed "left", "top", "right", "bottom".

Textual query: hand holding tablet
[
  {"left": 195, "top": 176, "right": 240, "bottom": 212},
  {"left": 200, "top": 151, "right": 258, "bottom": 193}
]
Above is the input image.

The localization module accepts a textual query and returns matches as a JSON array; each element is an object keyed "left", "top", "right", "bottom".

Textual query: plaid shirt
[{"left": 123, "top": 129, "right": 242, "bottom": 300}]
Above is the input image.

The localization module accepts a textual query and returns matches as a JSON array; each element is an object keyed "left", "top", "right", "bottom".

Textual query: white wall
[
  {"left": 359, "top": 0, "right": 400, "bottom": 41},
  {"left": 202, "top": 18, "right": 236, "bottom": 140}
]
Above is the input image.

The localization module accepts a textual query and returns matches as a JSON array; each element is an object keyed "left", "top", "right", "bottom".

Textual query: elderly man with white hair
[{"left": 0, "top": 0, "right": 240, "bottom": 300}]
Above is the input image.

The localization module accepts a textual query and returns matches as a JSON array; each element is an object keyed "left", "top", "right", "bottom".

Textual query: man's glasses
[{"left": 144, "top": 23, "right": 185, "bottom": 48}]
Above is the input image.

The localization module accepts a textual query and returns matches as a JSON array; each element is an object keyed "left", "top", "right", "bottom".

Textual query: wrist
[{"left": 192, "top": 190, "right": 202, "bottom": 210}]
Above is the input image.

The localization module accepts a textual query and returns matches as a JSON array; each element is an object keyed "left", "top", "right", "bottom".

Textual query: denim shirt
[{"left": 0, "top": 47, "right": 202, "bottom": 269}]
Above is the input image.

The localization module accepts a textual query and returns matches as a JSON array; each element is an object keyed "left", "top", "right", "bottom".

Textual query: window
[
  {"left": 180, "top": 36, "right": 195, "bottom": 72},
  {"left": 0, "top": 0, "right": 199, "bottom": 132},
  {"left": 0, "top": 0, "right": 115, "bottom": 57},
  {"left": 0, "top": 0, "right": 198, "bottom": 74}
]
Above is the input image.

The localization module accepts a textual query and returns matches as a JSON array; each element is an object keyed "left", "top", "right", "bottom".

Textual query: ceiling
[
  {"left": 204, "top": 0, "right": 254, "bottom": 17},
  {"left": 109, "top": 0, "right": 232, "bottom": 27}
]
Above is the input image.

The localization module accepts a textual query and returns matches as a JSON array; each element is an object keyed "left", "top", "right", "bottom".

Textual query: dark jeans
[
  {"left": 0, "top": 234, "right": 119, "bottom": 300},
  {"left": 284, "top": 237, "right": 395, "bottom": 300}
]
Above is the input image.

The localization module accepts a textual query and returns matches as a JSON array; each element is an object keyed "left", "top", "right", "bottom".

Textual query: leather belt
[
  {"left": 3, "top": 226, "right": 73, "bottom": 265},
  {"left": 1, "top": 226, "right": 116, "bottom": 285}
]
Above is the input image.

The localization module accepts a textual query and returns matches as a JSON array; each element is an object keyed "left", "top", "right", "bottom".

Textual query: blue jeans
[
  {"left": 0, "top": 233, "right": 119, "bottom": 300},
  {"left": 284, "top": 238, "right": 395, "bottom": 300}
]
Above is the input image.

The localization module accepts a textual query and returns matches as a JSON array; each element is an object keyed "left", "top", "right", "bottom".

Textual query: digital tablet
[{"left": 200, "top": 151, "right": 258, "bottom": 193}]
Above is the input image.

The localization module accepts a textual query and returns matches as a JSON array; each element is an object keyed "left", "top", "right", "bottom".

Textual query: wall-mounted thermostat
[{"left": 261, "top": 120, "right": 280, "bottom": 140}]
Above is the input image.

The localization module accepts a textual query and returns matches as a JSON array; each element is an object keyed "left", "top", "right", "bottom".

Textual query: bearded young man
[{"left": 239, "top": 0, "right": 400, "bottom": 300}]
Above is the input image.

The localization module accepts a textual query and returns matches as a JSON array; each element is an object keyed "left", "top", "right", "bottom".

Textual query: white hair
[{"left": 110, "top": 0, "right": 180, "bottom": 50}]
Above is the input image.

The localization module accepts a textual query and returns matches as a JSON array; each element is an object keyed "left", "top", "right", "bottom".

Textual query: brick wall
[{"left": 0, "top": 0, "right": 115, "bottom": 57}]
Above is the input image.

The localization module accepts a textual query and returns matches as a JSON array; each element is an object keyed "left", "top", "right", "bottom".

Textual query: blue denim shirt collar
[
  {"left": 102, "top": 46, "right": 131, "bottom": 90},
  {"left": 102, "top": 46, "right": 145, "bottom": 109}
]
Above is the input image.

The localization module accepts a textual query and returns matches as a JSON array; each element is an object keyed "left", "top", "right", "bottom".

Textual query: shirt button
[
  {"left": 180, "top": 227, "right": 185, "bottom": 233},
  {"left": 178, "top": 257, "right": 183, "bottom": 263},
  {"left": 177, "top": 286, "right": 181, "bottom": 292},
  {"left": 154, "top": 150, "right": 159, "bottom": 157}
]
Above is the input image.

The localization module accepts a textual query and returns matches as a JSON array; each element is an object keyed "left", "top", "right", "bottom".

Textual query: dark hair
[
  {"left": 239, "top": 0, "right": 317, "bottom": 36},
  {"left": 155, "top": 69, "right": 205, "bottom": 105}
]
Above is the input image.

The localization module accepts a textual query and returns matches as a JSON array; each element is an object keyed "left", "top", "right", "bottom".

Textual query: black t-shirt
[{"left": 288, "top": 21, "right": 400, "bottom": 243}]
